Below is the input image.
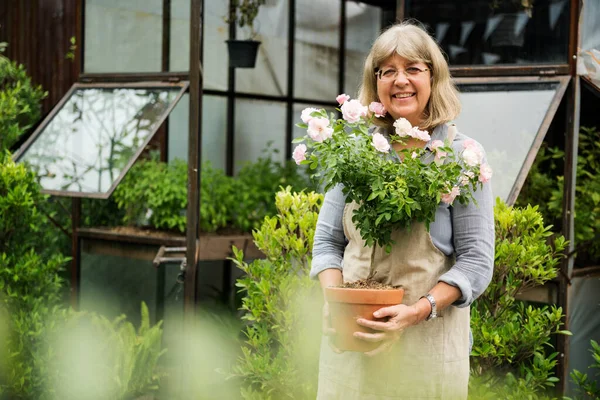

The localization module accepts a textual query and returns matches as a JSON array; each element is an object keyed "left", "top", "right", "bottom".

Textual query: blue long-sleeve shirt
[{"left": 310, "top": 124, "right": 495, "bottom": 308}]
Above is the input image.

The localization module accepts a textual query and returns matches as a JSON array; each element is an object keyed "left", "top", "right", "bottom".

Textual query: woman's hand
[
  {"left": 323, "top": 302, "right": 344, "bottom": 353},
  {"left": 354, "top": 303, "right": 421, "bottom": 356}
]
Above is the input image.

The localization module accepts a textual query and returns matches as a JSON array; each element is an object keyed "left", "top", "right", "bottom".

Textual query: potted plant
[
  {"left": 293, "top": 98, "right": 491, "bottom": 353},
  {"left": 225, "top": 0, "right": 266, "bottom": 68},
  {"left": 325, "top": 283, "right": 404, "bottom": 352}
]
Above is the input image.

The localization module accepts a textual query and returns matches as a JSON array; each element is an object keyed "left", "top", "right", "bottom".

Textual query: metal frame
[
  {"left": 13, "top": 81, "right": 189, "bottom": 199},
  {"left": 184, "top": 0, "right": 204, "bottom": 313}
]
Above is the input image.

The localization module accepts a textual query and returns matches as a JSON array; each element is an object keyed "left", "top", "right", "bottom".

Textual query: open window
[
  {"left": 13, "top": 82, "right": 189, "bottom": 198},
  {"left": 454, "top": 76, "right": 569, "bottom": 204}
]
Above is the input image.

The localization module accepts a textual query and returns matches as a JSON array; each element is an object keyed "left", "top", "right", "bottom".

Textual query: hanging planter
[
  {"left": 226, "top": 39, "right": 261, "bottom": 68},
  {"left": 224, "top": 0, "right": 266, "bottom": 69}
]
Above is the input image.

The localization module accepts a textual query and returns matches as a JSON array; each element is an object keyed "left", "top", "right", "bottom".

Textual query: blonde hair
[{"left": 358, "top": 21, "right": 461, "bottom": 131}]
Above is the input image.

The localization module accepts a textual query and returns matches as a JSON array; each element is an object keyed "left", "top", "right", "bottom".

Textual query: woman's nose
[{"left": 394, "top": 71, "right": 410, "bottom": 85}]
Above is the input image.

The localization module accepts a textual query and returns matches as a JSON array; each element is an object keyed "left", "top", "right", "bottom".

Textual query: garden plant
[
  {"left": 231, "top": 187, "right": 323, "bottom": 399},
  {"left": 0, "top": 53, "right": 166, "bottom": 400},
  {"left": 469, "top": 199, "right": 568, "bottom": 399},
  {"left": 113, "top": 152, "right": 315, "bottom": 234}
]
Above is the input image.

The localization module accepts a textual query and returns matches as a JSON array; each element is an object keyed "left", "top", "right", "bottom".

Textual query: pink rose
[
  {"left": 369, "top": 102, "right": 387, "bottom": 118},
  {"left": 441, "top": 186, "right": 461, "bottom": 205},
  {"left": 411, "top": 151, "right": 419, "bottom": 159},
  {"left": 301, "top": 107, "right": 319, "bottom": 124},
  {"left": 372, "top": 133, "right": 390, "bottom": 153},
  {"left": 341, "top": 99, "right": 368, "bottom": 123},
  {"left": 336, "top": 93, "right": 350, "bottom": 105},
  {"left": 409, "top": 127, "right": 431, "bottom": 142},
  {"left": 307, "top": 117, "right": 333, "bottom": 142},
  {"left": 479, "top": 163, "right": 493, "bottom": 183},
  {"left": 393, "top": 118, "right": 412, "bottom": 137},
  {"left": 292, "top": 144, "right": 307, "bottom": 165}
]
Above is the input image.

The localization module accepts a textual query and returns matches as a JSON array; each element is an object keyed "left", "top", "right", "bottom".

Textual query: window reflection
[
  {"left": 454, "top": 82, "right": 560, "bottom": 201},
  {"left": 18, "top": 86, "right": 183, "bottom": 194},
  {"left": 406, "top": 0, "right": 569, "bottom": 66}
]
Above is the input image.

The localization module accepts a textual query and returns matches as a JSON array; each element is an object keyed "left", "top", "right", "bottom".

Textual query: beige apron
[{"left": 317, "top": 201, "right": 471, "bottom": 400}]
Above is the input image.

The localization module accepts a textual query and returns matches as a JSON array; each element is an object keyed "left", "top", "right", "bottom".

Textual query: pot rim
[{"left": 324, "top": 286, "right": 405, "bottom": 305}]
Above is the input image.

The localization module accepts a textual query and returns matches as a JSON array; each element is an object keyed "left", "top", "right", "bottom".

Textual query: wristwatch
[{"left": 421, "top": 293, "right": 437, "bottom": 321}]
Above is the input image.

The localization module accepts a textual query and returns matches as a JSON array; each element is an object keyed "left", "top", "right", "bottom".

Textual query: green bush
[
  {"left": 231, "top": 155, "right": 316, "bottom": 232},
  {"left": 0, "top": 153, "right": 69, "bottom": 399},
  {"left": 469, "top": 199, "right": 569, "bottom": 399},
  {"left": 569, "top": 340, "right": 600, "bottom": 400},
  {"left": 0, "top": 53, "right": 47, "bottom": 152},
  {"left": 231, "top": 188, "right": 323, "bottom": 399},
  {"left": 517, "top": 126, "right": 600, "bottom": 264},
  {"left": 49, "top": 303, "right": 166, "bottom": 400},
  {"left": 113, "top": 154, "right": 316, "bottom": 234}
]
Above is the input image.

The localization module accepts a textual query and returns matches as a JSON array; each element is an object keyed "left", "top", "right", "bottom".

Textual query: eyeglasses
[{"left": 375, "top": 66, "right": 430, "bottom": 82}]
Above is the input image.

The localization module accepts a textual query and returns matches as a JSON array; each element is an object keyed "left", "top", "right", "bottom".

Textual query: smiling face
[{"left": 376, "top": 54, "right": 431, "bottom": 127}]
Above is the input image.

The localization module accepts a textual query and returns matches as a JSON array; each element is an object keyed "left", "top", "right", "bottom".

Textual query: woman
[{"left": 310, "top": 21, "right": 494, "bottom": 399}]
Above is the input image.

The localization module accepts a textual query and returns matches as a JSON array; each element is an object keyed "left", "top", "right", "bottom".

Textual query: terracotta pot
[{"left": 324, "top": 286, "right": 405, "bottom": 353}]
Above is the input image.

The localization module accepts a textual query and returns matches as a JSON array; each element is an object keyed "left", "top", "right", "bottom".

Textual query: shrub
[
  {"left": 469, "top": 199, "right": 569, "bottom": 399},
  {"left": 517, "top": 126, "right": 600, "bottom": 265},
  {"left": 231, "top": 155, "right": 316, "bottom": 232},
  {"left": 231, "top": 188, "right": 323, "bottom": 399},
  {"left": 49, "top": 303, "right": 166, "bottom": 400},
  {"left": 0, "top": 53, "right": 47, "bottom": 152},
  {"left": 113, "top": 156, "right": 189, "bottom": 232},
  {"left": 0, "top": 153, "right": 69, "bottom": 399},
  {"left": 569, "top": 340, "right": 600, "bottom": 400},
  {"left": 547, "top": 127, "right": 600, "bottom": 264},
  {"left": 113, "top": 154, "right": 316, "bottom": 234}
]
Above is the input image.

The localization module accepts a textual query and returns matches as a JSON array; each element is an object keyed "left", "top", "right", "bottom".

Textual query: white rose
[
  {"left": 372, "top": 133, "right": 390, "bottom": 153},
  {"left": 393, "top": 118, "right": 413, "bottom": 137},
  {"left": 301, "top": 107, "right": 319, "bottom": 123},
  {"left": 307, "top": 117, "right": 333, "bottom": 142}
]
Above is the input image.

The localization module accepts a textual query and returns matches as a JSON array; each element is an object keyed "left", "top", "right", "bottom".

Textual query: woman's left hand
[{"left": 354, "top": 304, "right": 419, "bottom": 356}]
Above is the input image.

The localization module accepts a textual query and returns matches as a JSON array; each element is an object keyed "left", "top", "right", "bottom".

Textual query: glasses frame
[{"left": 375, "top": 66, "right": 430, "bottom": 81}]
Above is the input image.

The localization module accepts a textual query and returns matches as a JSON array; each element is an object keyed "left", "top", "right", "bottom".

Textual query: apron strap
[{"left": 447, "top": 124, "right": 457, "bottom": 143}]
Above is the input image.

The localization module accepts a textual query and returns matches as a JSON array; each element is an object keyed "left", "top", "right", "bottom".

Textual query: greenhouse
[{"left": 1, "top": 0, "right": 599, "bottom": 398}]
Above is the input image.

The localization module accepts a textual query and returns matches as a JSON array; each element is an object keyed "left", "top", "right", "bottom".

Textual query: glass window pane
[
  {"left": 454, "top": 82, "right": 560, "bottom": 201},
  {"left": 167, "top": 94, "right": 228, "bottom": 170},
  {"left": 579, "top": 0, "right": 600, "bottom": 89},
  {"left": 80, "top": 240, "right": 160, "bottom": 326},
  {"left": 84, "top": 0, "right": 163, "bottom": 73},
  {"left": 235, "top": 0, "right": 289, "bottom": 96},
  {"left": 170, "top": 0, "right": 229, "bottom": 91},
  {"left": 344, "top": 3, "right": 382, "bottom": 97},
  {"left": 294, "top": 0, "right": 340, "bottom": 100},
  {"left": 234, "top": 99, "right": 286, "bottom": 173},
  {"left": 406, "top": 0, "right": 569, "bottom": 66},
  {"left": 16, "top": 85, "right": 185, "bottom": 195}
]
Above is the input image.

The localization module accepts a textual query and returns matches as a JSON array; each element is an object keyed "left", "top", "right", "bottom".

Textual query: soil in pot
[{"left": 325, "top": 280, "right": 404, "bottom": 353}]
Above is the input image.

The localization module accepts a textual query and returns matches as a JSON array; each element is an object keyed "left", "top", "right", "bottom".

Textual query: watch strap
[{"left": 421, "top": 293, "right": 437, "bottom": 321}]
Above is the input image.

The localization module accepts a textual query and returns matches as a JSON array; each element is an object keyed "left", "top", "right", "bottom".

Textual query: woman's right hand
[{"left": 323, "top": 302, "right": 343, "bottom": 353}]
